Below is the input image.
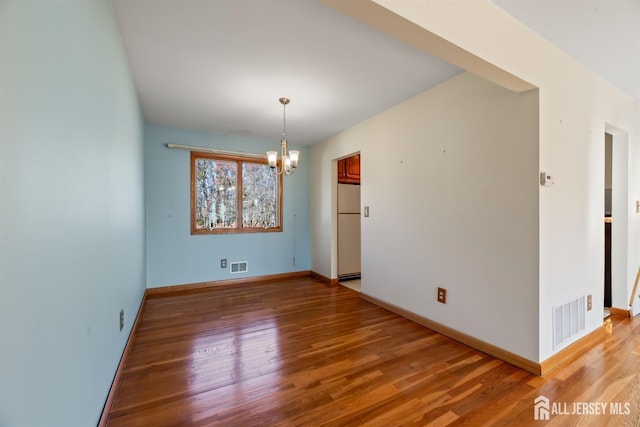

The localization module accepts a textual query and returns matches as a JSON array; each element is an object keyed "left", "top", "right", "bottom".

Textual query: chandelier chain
[{"left": 282, "top": 101, "right": 287, "bottom": 140}]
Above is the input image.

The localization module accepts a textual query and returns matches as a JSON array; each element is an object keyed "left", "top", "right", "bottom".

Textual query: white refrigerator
[{"left": 337, "top": 183, "right": 361, "bottom": 278}]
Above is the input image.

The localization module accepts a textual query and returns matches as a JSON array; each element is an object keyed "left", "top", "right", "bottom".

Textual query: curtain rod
[{"left": 166, "top": 143, "right": 266, "bottom": 159}]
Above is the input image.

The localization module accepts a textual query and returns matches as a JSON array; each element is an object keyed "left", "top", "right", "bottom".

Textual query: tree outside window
[{"left": 191, "top": 151, "right": 282, "bottom": 234}]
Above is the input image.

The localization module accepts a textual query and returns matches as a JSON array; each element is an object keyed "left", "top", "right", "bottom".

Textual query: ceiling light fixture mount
[{"left": 267, "top": 97, "right": 299, "bottom": 175}]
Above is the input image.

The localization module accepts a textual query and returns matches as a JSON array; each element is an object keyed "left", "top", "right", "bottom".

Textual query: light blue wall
[
  {"left": 0, "top": 1, "right": 145, "bottom": 426},
  {"left": 145, "top": 125, "right": 311, "bottom": 287}
]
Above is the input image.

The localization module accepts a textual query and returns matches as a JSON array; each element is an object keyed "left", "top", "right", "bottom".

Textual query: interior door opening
[
  {"left": 604, "top": 132, "right": 612, "bottom": 312},
  {"left": 604, "top": 126, "right": 630, "bottom": 316},
  {"left": 337, "top": 153, "right": 361, "bottom": 292}
]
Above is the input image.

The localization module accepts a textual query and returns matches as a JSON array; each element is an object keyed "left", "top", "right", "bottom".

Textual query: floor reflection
[{"left": 188, "top": 316, "right": 281, "bottom": 419}]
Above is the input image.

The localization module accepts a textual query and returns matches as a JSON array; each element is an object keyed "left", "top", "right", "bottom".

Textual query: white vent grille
[
  {"left": 553, "top": 295, "right": 586, "bottom": 350},
  {"left": 230, "top": 261, "right": 248, "bottom": 274}
]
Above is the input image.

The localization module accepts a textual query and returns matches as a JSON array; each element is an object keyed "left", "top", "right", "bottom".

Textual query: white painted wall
[
  {"left": 311, "top": 72, "right": 540, "bottom": 361},
  {"left": 351, "top": 0, "right": 640, "bottom": 360}
]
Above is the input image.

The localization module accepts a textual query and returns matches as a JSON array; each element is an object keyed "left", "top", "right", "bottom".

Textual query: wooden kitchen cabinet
[{"left": 337, "top": 154, "right": 360, "bottom": 184}]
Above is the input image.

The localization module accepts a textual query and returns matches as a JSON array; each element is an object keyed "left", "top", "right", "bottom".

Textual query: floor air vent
[
  {"left": 553, "top": 295, "right": 586, "bottom": 350},
  {"left": 230, "top": 261, "right": 248, "bottom": 274}
]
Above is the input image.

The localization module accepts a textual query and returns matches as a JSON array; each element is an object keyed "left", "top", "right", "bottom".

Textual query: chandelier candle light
[{"left": 267, "top": 97, "right": 299, "bottom": 175}]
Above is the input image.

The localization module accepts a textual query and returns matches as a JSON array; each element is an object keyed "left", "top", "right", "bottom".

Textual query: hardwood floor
[{"left": 103, "top": 277, "right": 640, "bottom": 426}]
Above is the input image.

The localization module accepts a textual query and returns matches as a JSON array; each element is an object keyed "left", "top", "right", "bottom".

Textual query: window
[{"left": 191, "top": 151, "right": 282, "bottom": 234}]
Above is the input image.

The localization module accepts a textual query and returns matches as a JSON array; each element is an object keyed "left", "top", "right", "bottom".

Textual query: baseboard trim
[
  {"left": 310, "top": 270, "right": 339, "bottom": 286},
  {"left": 609, "top": 307, "right": 631, "bottom": 318},
  {"left": 539, "top": 322, "right": 607, "bottom": 376},
  {"left": 147, "top": 270, "right": 312, "bottom": 297},
  {"left": 359, "top": 292, "right": 541, "bottom": 376},
  {"left": 98, "top": 290, "right": 147, "bottom": 426}
]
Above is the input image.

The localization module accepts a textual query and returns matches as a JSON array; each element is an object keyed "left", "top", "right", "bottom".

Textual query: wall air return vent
[
  {"left": 552, "top": 295, "right": 586, "bottom": 350},
  {"left": 230, "top": 261, "right": 248, "bottom": 274}
]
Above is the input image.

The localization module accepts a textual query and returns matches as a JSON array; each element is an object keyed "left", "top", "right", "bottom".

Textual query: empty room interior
[{"left": 1, "top": 0, "right": 640, "bottom": 425}]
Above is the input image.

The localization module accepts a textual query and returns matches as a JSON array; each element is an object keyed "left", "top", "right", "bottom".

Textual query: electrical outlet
[
  {"left": 221, "top": 258, "right": 227, "bottom": 269},
  {"left": 119, "top": 309, "right": 124, "bottom": 331},
  {"left": 587, "top": 295, "right": 592, "bottom": 311},
  {"left": 437, "top": 287, "right": 447, "bottom": 304}
]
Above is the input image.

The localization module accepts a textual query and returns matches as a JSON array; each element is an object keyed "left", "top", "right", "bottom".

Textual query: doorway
[
  {"left": 604, "top": 133, "right": 612, "bottom": 310},
  {"left": 337, "top": 153, "right": 361, "bottom": 292},
  {"left": 604, "top": 127, "right": 629, "bottom": 314}
]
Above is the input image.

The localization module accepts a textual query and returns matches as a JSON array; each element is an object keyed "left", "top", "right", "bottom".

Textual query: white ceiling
[
  {"left": 494, "top": 0, "right": 640, "bottom": 101},
  {"left": 110, "top": 0, "right": 461, "bottom": 146},
  {"left": 111, "top": 0, "right": 639, "bottom": 146}
]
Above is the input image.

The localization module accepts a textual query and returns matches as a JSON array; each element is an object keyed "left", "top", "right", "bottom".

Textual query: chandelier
[{"left": 267, "top": 97, "right": 299, "bottom": 175}]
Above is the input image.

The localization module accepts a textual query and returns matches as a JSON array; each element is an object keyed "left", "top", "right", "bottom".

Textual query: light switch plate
[{"left": 540, "top": 172, "right": 554, "bottom": 187}]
